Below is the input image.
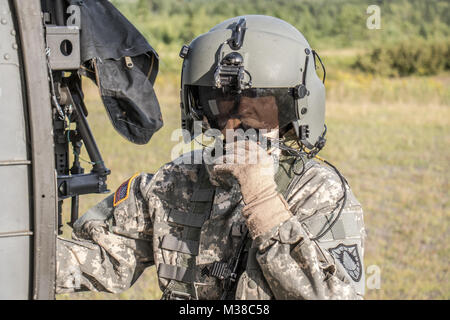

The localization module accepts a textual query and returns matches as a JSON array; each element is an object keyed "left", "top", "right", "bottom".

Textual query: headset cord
[
  {"left": 268, "top": 136, "right": 348, "bottom": 241},
  {"left": 311, "top": 159, "right": 348, "bottom": 241}
]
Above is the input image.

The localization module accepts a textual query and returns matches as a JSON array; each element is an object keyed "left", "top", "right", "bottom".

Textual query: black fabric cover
[{"left": 71, "top": 0, "right": 163, "bottom": 144}]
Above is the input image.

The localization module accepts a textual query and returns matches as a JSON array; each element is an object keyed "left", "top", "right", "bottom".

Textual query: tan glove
[{"left": 208, "top": 138, "right": 291, "bottom": 239}]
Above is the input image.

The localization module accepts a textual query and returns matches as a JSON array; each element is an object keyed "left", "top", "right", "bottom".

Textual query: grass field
[{"left": 56, "top": 57, "right": 449, "bottom": 300}]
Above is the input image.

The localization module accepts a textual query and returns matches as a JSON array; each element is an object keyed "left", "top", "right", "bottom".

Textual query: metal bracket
[
  {"left": 56, "top": 86, "right": 110, "bottom": 199},
  {"left": 228, "top": 18, "right": 246, "bottom": 50},
  {"left": 299, "top": 125, "right": 310, "bottom": 140},
  {"left": 179, "top": 44, "right": 189, "bottom": 59},
  {"left": 45, "top": 25, "right": 80, "bottom": 70},
  {"left": 214, "top": 51, "right": 252, "bottom": 93}
]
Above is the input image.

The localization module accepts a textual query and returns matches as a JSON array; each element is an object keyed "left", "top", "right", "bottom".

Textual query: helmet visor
[{"left": 197, "top": 87, "right": 297, "bottom": 131}]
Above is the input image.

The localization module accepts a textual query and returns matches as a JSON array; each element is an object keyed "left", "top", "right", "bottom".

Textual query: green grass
[
  {"left": 323, "top": 99, "right": 449, "bottom": 300},
  {"left": 56, "top": 64, "right": 449, "bottom": 300},
  {"left": 110, "top": 0, "right": 450, "bottom": 74}
]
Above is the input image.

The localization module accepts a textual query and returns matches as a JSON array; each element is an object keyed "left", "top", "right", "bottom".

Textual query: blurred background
[{"left": 57, "top": 0, "right": 449, "bottom": 300}]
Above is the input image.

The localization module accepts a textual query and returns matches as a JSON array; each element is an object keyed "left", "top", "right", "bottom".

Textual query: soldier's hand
[
  {"left": 208, "top": 138, "right": 291, "bottom": 239},
  {"left": 208, "top": 138, "right": 275, "bottom": 204}
]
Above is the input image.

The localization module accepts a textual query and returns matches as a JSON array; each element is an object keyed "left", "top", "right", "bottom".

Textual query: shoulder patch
[
  {"left": 113, "top": 173, "right": 140, "bottom": 207},
  {"left": 329, "top": 243, "right": 362, "bottom": 282}
]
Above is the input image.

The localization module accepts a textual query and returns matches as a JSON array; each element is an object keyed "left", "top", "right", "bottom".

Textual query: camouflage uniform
[{"left": 56, "top": 151, "right": 365, "bottom": 299}]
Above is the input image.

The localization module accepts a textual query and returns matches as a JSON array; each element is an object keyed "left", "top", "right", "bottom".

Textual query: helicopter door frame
[{"left": 13, "top": 0, "right": 57, "bottom": 300}]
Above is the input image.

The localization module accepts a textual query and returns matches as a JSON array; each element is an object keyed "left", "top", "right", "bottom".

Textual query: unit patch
[
  {"left": 113, "top": 173, "right": 139, "bottom": 206},
  {"left": 329, "top": 244, "right": 362, "bottom": 282}
]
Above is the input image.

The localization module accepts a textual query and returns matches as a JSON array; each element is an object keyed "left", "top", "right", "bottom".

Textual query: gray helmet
[{"left": 179, "top": 15, "right": 327, "bottom": 152}]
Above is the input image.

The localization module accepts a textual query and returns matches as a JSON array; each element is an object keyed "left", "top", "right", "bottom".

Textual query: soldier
[{"left": 56, "top": 15, "right": 366, "bottom": 300}]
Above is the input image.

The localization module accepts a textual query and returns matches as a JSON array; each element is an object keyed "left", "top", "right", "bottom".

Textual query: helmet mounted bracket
[
  {"left": 293, "top": 49, "right": 311, "bottom": 142},
  {"left": 228, "top": 18, "right": 247, "bottom": 50},
  {"left": 214, "top": 18, "right": 252, "bottom": 94}
]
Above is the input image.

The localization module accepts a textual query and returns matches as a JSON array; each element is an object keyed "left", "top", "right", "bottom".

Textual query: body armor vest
[
  {"left": 157, "top": 155, "right": 310, "bottom": 300},
  {"left": 153, "top": 154, "right": 364, "bottom": 299}
]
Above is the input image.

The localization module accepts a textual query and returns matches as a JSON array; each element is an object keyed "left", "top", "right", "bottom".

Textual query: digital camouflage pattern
[{"left": 56, "top": 152, "right": 365, "bottom": 299}]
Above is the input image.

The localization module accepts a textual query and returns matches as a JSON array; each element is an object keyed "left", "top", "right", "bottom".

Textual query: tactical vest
[
  {"left": 156, "top": 155, "right": 306, "bottom": 300},
  {"left": 156, "top": 155, "right": 364, "bottom": 299},
  {"left": 156, "top": 164, "right": 217, "bottom": 299}
]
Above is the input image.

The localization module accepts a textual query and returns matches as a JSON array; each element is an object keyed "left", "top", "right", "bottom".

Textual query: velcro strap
[
  {"left": 231, "top": 222, "right": 247, "bottom": 237},
  {"left": 247, "top": 247, "right": 259, "bottom": 271},
  {"left": 304, "top": 209, "right": 362, "bottom": 241},
  {"left": 161, "top": 235, "right": 199, "bottom": 255},
  {"left": 191, "top": 189, "right": 215, "bottom": 202},
  {"left": 330, "top": 219, "right": 346, "bottom": 240},
  {"left": 210, "top": 261, "right": 231, "bottom": 280},
  {"left": 168, "top": 209, "right": 206, "bottom": 228},
  {"left": 158, "top": 264, "right": 195, "bottom": 283}
]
